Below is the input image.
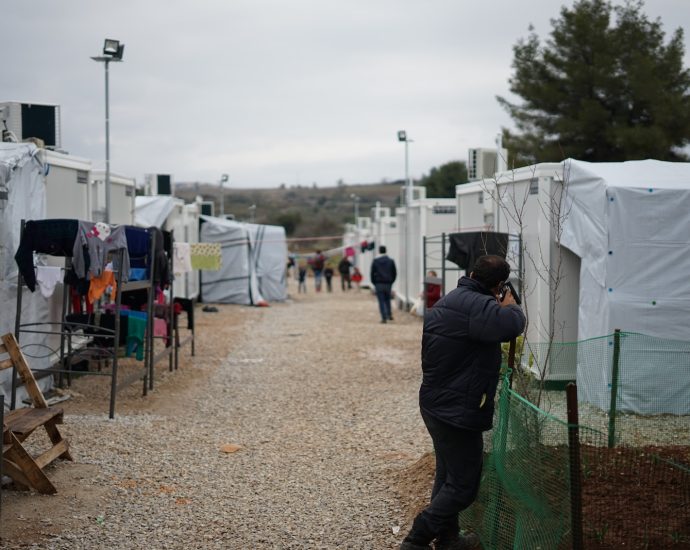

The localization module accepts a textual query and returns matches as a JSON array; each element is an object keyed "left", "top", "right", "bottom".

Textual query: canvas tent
[
  {"left": 199, "top": 216, "right": 287, "bottom": 305},
  {"left": 0, "top": 143, "right": 54, "bottom": 402},
  {"left": 459, "top": 158, "right": 690, "bottom": 413},
  {"left": 559, "top": 159, "right": 690, "bottom": 414}
]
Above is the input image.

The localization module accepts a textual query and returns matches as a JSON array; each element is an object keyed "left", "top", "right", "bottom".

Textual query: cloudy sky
[{"left": 3, "top": 0, "right": 689, "bottom": 188}]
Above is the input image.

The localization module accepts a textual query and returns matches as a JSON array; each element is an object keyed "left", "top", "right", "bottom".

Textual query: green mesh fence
[
  {"left": 459, "top": 351, "right": 690, "bottom": 549},
  {"left": 460, "top": 381, "right": 597, "bottom": 549},
  {"left": 519, "top": 331, "right": 690, "bottom": 447}
]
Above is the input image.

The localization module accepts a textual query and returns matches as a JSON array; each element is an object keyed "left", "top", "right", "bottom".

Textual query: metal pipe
[{"left": 104, "top": 59, "right": 111, "bottom": 224}]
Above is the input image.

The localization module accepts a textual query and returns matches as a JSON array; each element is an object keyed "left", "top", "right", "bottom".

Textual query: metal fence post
[
  {"left": 441, "top": 232, "right": 447, "bottom": 296},
  {"left": 607, "top": 329, "right": 621, "bottom": 448},
  {"left": 567, "top": 383, "right": 584, "bottom": 550}
]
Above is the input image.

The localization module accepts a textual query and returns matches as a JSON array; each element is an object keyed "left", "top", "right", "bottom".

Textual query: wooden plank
[
  {"left": 6, "top": 407, "right": 63, "bottom": 436},
  {"left": 0, "top": 357, "right": 13, "bottom": 371},
  {"left": 1, "top": 458, "right": 32, "bottom": 489},
  {"left": 34, "top": 439, "right": 69, "bottom": 470},
  {"left": 0, "top": 343, "right": 6, "bottom": 354},
  {"left": 1, "top": 333, "right": 48, "bottom": 408},
  {"left": 43, "top": 421, "right": 73, "bottom": 461},
  {"left": 3, "top": 432, "right": 56, "bottom": 494}
]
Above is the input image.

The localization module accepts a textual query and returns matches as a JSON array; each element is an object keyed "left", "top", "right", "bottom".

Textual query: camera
[{"left": 500, "top": 281, "right": 521, "bottom": 305}]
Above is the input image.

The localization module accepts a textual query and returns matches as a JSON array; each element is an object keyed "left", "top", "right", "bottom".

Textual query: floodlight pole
[
  {"left": 220, "top": 173, "right": 229, "bottom": 217},
  {"left": 104, "top": 59, "right": 111, "bottom": 223},
  {"left": 92, "top": 39, "right": 123, "bottom": 224},
  {"left": 398, "top": 130, "right": 413, "bottom": 310}
]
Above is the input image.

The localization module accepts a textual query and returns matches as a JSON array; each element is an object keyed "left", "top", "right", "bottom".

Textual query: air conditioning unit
[
  {"left": 0, "top": 102, "right": 61, "bottom": 148},
  {"left": 467, "top": 148, "right": 507, "bottom": 181},
  {"left": 144, "top": 174, "right": 174, "bottom": 196}
]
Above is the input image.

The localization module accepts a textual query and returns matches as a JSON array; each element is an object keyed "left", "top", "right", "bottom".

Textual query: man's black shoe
[{"left": 381, "top": 319, "right": 387, "bottom": 324}]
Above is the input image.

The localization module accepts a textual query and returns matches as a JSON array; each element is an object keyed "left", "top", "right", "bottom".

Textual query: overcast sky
[{"left": 3, "top": 0, "right": 689, "bottom": 188}]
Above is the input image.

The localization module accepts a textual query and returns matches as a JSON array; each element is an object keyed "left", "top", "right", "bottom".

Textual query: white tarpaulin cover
[
  {"left": 0, "top": 143, "right": 54, "bottom": 403},
  {"left": 134, "top": 195, "right": 177, "bottom": 228},
  {"left": 244, "top": 223, "right": 288, "bottom": 302},
  {"left": 560, "top": 158, "right": 690, "bottom": 413},
  {"left": 199, "top": 216, "right": 287, "bottom": 305}
]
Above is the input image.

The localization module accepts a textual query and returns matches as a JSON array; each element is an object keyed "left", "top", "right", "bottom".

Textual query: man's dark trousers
[
  {"left": 408, "top": 410, "right": 484, "bottom": 543},
  {"left": 374, "top": 283, "right": 393, "bottom": 321}
]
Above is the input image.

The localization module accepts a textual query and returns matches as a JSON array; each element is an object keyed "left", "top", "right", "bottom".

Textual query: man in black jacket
[
  {"left": 370, "top": 245, "right": 397, "bottom": 323},
  {"left": 400, "top": 255, "right": 525, "bottom": 550}
]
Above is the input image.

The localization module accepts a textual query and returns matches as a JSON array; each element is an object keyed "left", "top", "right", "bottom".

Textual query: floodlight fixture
[
  {"left": 103, "top": 39, "right": 125, "bottom": 60},
  {"left": 397, "top": 130, "right": 407, "bottom": 142}
]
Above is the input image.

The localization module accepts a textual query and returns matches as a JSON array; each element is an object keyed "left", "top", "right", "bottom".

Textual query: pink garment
[
  {"left": 153, "top": 318, "right": 167, "bottom": 338},
  {"left": 345, "top": 246, "right": 355, "bottom": 257}
]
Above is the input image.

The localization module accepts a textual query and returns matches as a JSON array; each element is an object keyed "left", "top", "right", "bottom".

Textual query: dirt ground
[
  {"left": 1, "top": 300, "right": 251, "bottom": 546},
  {"left": 1, "top": 279, "right": 433, "bottom": 548}
]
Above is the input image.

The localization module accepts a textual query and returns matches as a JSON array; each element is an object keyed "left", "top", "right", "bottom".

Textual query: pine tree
[{"left": 498, "top": 0, "right": 690, "bottom": 164}]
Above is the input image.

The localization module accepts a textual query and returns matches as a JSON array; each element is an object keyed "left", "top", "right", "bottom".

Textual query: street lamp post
[
  {"left": 350, "top": 193, "right": 360, "bottom": 225},
  {"left": 248, "top": 204, "right": 256, "bottom": 223},
  {"left": 91, "top": 39, "right": 125, "bottom": 224},
  {"left": 397, "top": 130, "right": 413, "bottom": 309},
  {"left": 219, "top": 173, "right": 229, "bottom": 217}
]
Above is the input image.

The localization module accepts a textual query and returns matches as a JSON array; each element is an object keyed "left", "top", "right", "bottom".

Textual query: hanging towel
[
  {"left": 173, "top": 242, "right": 193, "bottom": 276},
  {"left": 35, "top": 266, "right": 63, "bottom": 298},
  {"left": 190, "top": 243, "right": 222, "bottom": 271},
  {"left": 72, "top": 221, "right": 130, "bottom": 282}
]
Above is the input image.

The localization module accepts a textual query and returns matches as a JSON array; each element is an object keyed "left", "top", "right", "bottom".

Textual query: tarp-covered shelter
[
  {"left": 460, "top": 158, "right": 690, "bottom": 413},
  {"left": 0, "top": 143, "right": 54, "bottom": 401},
  {"left": 199, "top": 216, "right": 287, "bottom": 305},
  {"left": 560, "top": 159, "right": 690, "bottom": 413}
]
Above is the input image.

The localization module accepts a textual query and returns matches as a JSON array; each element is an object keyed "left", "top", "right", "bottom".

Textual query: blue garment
[{"left": 375, "top": 283, "right": 393, "bottom": 321}]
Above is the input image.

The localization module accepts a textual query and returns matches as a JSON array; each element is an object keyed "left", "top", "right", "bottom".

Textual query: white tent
[
  {"left": 560, "top": 159, "right": 690, "bottom": 414},
  {"left": 199, "top": 216, "right": 287, "bottom": 305},
  {"left": 561, "top": 159, "right": 690, "bottom": 341},
  {"left": 244, "top": 222, "right": 288, "bottom": 302},
  {"left": 459, "top": 159, "right": 690, "bottom": 413},
  {"left": 0, "top": 143, "right": 54, "bottom": 402}
]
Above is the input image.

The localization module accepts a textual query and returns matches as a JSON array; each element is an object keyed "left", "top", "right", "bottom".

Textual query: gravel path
[{"left": 2, "top": 283, "right": 431, "bottom": 549}]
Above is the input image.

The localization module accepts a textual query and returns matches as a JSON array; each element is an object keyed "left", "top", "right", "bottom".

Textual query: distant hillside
[{"left": 174, "top": 181, "right": 405, "bottom": 252}]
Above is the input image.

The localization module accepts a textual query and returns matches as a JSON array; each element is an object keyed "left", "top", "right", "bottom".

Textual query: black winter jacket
[
  {"left": 370, "top": 255, "right": 397, "bottom": 284},
  {"left": 419, "top": 276, "right": 525, "bottom": 431}
]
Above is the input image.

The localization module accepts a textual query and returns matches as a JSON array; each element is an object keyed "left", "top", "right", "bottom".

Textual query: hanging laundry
[
  {"left": 14, "top": 219, "right": 78, "bottom": 292},
  {"left": 88, "top": 269, "right": 118, "bottom": 304},
  {"left": 345, "top": 246, "right": 355, "bottom": 258},
  {"left": 35, "top": 266, "right": 63, "bottom": 298},
  {"left": 190, "top": 243, "right": 222, "bottom": 271},
  {"left": 72, "top": 221, "right": 130, "bottom": 282},
  {"left": 446, "top": 232, "right": 510, "bottom": 271},
  {"left": 125, "top": 311, "right": 147, "bottom": 361},
  {"left": 367, "top": 241, "right": 376, "bottom": 251},
  {"left": 173, "top": 242, "right": 193, "bottom": 276},
  {"left": 153, "top": 317, "right": 168, "bottom": 345}
]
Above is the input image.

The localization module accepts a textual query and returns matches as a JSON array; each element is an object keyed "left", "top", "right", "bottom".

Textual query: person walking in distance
[
  {"left": 324, "top": 263, "right": 334, "bottom": 293},
  {"left": 370, "top": 245, "right": 397, "bottom": 323},
  {"left": 297, "top": 262, "right": 308, "bottom": 294},
  {"left": 311, "top": 250, "right": 326, "bottom": 292},
  {"left": 338, "top": 255, "right": 352, "bottom": 291},
  {"left": 400, "top": 255, "right": 525, "bottom": 550}
]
